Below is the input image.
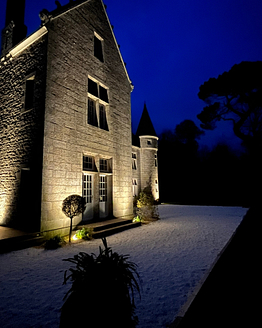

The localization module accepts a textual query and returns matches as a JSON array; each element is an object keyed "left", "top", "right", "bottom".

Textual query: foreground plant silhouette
[{"left": 60, "top": 238, "right": 141, "bottom": 328}]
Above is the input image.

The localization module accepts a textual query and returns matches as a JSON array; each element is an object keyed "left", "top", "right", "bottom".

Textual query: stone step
[
  {"left": 93, "top": 221, "right": 141, "bottom": 239},
  {"left": 75, "top": 217, "right": 141, "bottom": 239},
  {"left": 0, "top": 233, "right": 45, "bottom": 254}
]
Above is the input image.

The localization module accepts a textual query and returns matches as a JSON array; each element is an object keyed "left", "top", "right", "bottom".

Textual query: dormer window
[{"left": 94, "top": 32, "right": 104, "bottom": 62}]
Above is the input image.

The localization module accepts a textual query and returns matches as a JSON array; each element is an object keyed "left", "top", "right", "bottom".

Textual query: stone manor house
[{"left": 0, "top": 0, "right": 159, "bottom": 234}]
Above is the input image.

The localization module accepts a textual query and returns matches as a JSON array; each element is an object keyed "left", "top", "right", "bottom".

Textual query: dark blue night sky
[{"left": 1, "top": 0, "right": 262, "bottom": 149}]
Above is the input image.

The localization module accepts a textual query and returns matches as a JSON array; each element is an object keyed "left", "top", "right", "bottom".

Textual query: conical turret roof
[{"left": 136, "top": 103, "right": 157, "bottom": 137}]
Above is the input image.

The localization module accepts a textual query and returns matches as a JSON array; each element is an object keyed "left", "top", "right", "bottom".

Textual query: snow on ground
[{"left": 0, "top": 205, "right": 247, "bottom": 328}]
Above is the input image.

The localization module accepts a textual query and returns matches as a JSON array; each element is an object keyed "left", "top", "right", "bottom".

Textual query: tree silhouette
[
  {"left": 158, "top": 120, "right": 204, "bottom": 203},
  {"left": 62, "top": 195, "right": 85, "bottom": 243},
  {"left": 198, "top": 61, "right": 262, "bottom": 204},
  {"left": 175, "top": 119, "right": 204, "bottom": 145},
  {"left": 197, "top": 61, "right": 262, "bottom": 151}
]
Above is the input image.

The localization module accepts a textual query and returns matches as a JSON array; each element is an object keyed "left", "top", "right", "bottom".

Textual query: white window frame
[
  {"left": 83, "top": 173, "right": 93, "bottom": 204},
  {"left": 99, "top": 175, "right": 107, "bottom": 202}
]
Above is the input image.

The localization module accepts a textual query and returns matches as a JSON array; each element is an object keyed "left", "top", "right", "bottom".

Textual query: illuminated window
[
  {"left": 23, "top": 75, "right": 35, "bottom": 111},
  {"left": 83, "top": 156, "right": 95, "bottom": 171},
  {"left": 88, "top": 78, "right": 109, "bottom": 130},
  {"left": 132, "top": 153, "right": 137, "bottom": 170},
  {"left": 94, "top": 33, "right": 104, "bottom": 62}
]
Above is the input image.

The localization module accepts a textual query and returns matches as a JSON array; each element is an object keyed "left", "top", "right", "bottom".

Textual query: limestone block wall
[
  {"left": 41, "top": 0, "right": 133, "bottom": 232},
  {"left": 0, "top": 35, "right": 48, "bottom": 231},
  {"left": 139, "top": 136, "right": 159, "bottom": 200}
]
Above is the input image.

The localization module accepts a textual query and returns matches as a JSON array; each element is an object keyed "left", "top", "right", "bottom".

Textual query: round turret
[{"left": 136, "top": 104, "right": 159, "bottom": 200}]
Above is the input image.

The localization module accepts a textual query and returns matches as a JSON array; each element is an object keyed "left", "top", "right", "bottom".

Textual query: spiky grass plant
[
  {"left": 60, "top": 238, "right": 141, "bottom": 328},
  {"left": 75, "top": 227, "right": 93, "bottom": 240}
]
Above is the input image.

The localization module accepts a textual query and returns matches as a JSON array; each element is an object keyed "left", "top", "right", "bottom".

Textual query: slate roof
[{"left": 136, "top": 103, "right": 157, "bottom": 137}]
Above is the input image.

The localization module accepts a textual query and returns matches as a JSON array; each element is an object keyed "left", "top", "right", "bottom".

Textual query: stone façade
[{"left": 0, "top": 0, "right": 159, "bottom": 234}]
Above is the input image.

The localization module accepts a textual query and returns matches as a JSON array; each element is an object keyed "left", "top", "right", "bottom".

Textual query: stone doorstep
[
  {"left": 0, "top": 217, "right": 141, "bottom": 253},
  {"left": 0, "top": 229, "right": 45, "bottom": 254},
  {"left": 73, "top": 217, "right": 141, "bottom": 239}
]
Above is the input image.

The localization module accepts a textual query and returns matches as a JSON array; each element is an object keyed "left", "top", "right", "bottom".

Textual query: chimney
[{"left": 1, "top": 0, "right": 27, "bottom": 56}]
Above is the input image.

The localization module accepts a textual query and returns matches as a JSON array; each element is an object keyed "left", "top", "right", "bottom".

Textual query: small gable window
[
  {"left": 94, "top": 33, "right": 104, "bottom": 62},
  {"left": 23, "top": 75, "right": 35, "bottom": 112}
]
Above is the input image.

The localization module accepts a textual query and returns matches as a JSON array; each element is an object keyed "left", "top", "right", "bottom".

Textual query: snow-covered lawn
[{"left": 0, "top": 205, "right": 247, "bottom": 328}]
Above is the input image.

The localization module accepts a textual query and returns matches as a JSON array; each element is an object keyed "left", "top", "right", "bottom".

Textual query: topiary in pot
[
  {"left": 62, "top": 195, "right": 85, "bottom": 243},
  {"left": 60, "top": 238, "right": 141, "bottom": 328}
]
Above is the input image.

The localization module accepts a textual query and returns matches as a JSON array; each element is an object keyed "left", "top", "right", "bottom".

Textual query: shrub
[
  {"left": 75, "top": 227, "right": 93, "bottom": 240},
  {"left": 132, "top": 216, "right": 142, "bottom": 223},
  {"left": 44, "top": 235, "right": 64, "bottom": 250},
  {"left": 60, "top": 238, "right": 141, "bottom": 328},
  {"left": 136, "top": 189, "right": 159, "bottom": 221}
]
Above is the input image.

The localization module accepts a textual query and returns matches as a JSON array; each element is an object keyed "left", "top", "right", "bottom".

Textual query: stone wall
[
  {"left": 41, "top": 0, "right": 133, "bottom": 232},
  {"left": 139, "top": 136, "right": 159, "bottom": 200},
  {"left": 0, "top": 35, "right": 48, "bottom": 231}
]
